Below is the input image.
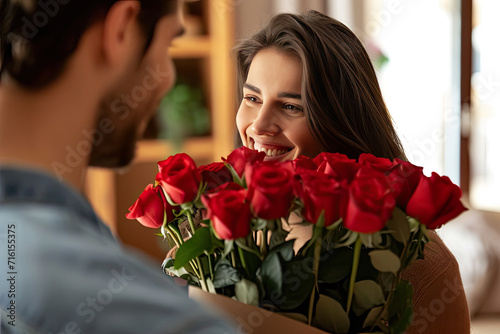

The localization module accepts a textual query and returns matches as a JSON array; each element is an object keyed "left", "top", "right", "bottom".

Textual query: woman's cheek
[{"left": 236, "top": 103, "right": 250, "bottom": 144}]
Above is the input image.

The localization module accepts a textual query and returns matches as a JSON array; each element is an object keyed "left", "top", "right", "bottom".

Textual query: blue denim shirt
[{"left": 0, "top": 167, "right": 236, "bottom": 334}]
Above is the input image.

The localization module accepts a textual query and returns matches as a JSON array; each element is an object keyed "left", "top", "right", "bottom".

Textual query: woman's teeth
[
  {"left": 251, "top": 141, "right": 289, "bottom": 157},
  {"left": 257, "top": 147, "right": 287, "bottom": 157}
]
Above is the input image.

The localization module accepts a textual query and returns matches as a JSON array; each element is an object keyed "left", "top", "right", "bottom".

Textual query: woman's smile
[{"left": 236, "top": 48, "right": 321, "bottom": 162}]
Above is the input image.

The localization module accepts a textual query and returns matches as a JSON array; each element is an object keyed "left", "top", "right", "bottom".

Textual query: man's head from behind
[{"left": 0, "top": 0, "right": 182, "bottom": 168}]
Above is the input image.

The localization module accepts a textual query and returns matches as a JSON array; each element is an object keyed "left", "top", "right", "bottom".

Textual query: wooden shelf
[
  {"left": 86, "top": 0, "right": 236, "bottom": 260},
  {"left": 169, "top": 35, "right": 210, "bottom": 59},
  {"left": 134, "top": 137, "right": 215, "bottom": 163}
]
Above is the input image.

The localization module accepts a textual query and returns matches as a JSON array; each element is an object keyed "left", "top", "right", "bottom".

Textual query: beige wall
[{"left": 235, "top": 0, "right": 365, "bottom": 41}]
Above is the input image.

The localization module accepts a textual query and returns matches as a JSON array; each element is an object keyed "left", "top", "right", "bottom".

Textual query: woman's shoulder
[
  {"left": 402, "top": 230, "right": 470, "bottom": 333},
  {"left": 402, "top": 230, "right": 459, "bottom": 300}
]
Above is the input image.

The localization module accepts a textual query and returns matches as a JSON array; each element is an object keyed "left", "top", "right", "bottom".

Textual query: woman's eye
[
  {"left": 244, "top": 96, "right": 260, "bottom": 103},
  {"left": 283, "top": 104, "right": 303, "bottom": 114}
]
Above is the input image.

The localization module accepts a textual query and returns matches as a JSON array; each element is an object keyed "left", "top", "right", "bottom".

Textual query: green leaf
[
  {"left": 388, "top": 279, "right": 413, "bottom": 318},
  {"left": 360, "top": 232, "right": 383, "bottom": 248},
  {"left": 212, "top": 258, "right": 241, "bottom": 288},
  {"left": 388, "top": 280, "right": 414, "bottom": 334},
  {"left": 379, "top": 272, "right": 396, "bottom": 292},
  {"left": 252, "top": 218, "right": 269, "bottom": 231},
  {"left": 279, "top": 258, "right": 314, "bottom": 310},
  {"left": 335, "top": 231, "right": 359, "bottom": 248},
  {"left": 269, "top": 223, "right": 290, "bottom": 250},
  {"left": 224, "top": 162, "right": 244, "bottom": 186},
  {"left": 223, "top": 239, "right": 234, "bottom": 259},
  {"left": 387, "top": 207, "right": 410, "bottom": 244},
  {"left": 239, "top": 248, "right": 262, "bottom": 280},
  {"left": 352, "top": 280, "right": 385, "bottom": 316},
  {"left": 174, "top": 227, "right": 214, "bottom": 269},
  {"left": 313, "top": 294, "right": 350, "bottom": 334},
  {"left": 235, "top": 278, "right": 260, "bottom": 306},
  {"left": 369, "top": 250, "right": 401, "bottom": 273},
  {"left": 318, "top": 247, "right": 353, "bottom": 284},
  {"left": 235, "top": 236, "right": 262, "bottom": 259},
  {"left": 260, "top": 251, "right": 282, "bottom": 296},
  {"left": 206, "top": 277, "right": 216, "bottom": 294},
  {"left": 362, "top": 305, "right": 384, "bottom": 328},
  {"left": 390, "top": 304, "right": 413, "bottom": 334},
  {"left": 271, "top": 239, "right": 295, "bottom": 262},
  {"left": 162, "top": 258, "right": 198, "bottom": 282},
  {"left": 408, "top": 217, "right": 420, "bottom": 232},
  {"left": 326, "top": 218, "right": 343, "bottom": 231}
]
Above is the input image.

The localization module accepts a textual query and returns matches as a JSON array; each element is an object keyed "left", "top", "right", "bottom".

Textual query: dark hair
[
  {"left": 234, "top": 10, "right": 407, "bottom": 161},
  {"left": 0, "top": 0, "right": 177, "bottom": 89}
]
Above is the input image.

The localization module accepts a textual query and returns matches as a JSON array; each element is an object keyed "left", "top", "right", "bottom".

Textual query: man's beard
[{"left": 87, "top": 97, "right": 140, "bottom": 169}]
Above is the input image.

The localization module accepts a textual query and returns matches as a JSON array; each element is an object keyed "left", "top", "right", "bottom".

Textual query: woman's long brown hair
[{"left": 234, "top": 10, "right": 407, "bottom": 161}]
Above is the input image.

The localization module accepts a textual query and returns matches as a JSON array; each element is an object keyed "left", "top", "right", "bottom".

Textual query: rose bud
[
  {"left": 202, "top": 189, "right": 251, "bottom": 240},
  {"left": 156, "top": 153, "right": 201, "bottom": 204},
  {"left": 314, "top": 152, "right": 360, "bottom": 181},
  {"left": 297, "top": 170, "right": 349, "bottom": 227},
  {"left": 198, "top": 162, "right": 232, "bottom": 192},
  {"left": 247, "top": 162, "right": 294, "bottom": 220},
  {"left": 344, "top": 166, "right": 396, "bottom": 233},
  {"left": 126, "top": 184, "right": 175, "bottom": 228},
  {"left": 406, "top": 172, "right": 467, "bottom": 229},
  {"left": 222, "top": 146, "right": 266, "bottom": 178}
]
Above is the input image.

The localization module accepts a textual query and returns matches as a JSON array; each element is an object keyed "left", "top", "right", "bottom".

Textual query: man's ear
[{"left": 101, "top": 0, "right": 142, "bottom": 67}]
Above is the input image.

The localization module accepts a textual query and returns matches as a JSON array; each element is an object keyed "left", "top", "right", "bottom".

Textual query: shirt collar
[{"left": 0, "top": 166, "right": 103, "bottom": 229}]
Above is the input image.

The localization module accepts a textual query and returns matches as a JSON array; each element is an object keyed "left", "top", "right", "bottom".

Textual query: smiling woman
[
  {"left": 232, "top": 10, "right": 470, "bottom": 334},
  {"left": 236, "top": 48, "right": 320, "bottom": 161},
  {"left": 234, "top": 10, "right": 406, "bottom": 161}
]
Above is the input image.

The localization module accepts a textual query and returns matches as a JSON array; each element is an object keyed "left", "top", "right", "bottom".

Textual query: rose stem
[
  {"left": 307, "top": 232, "right": 322, "bottom": 325},
  {"left": 186, "top": 210, "right": 208, "bottom": 291},
  {"left": 347, "top": 236, "right": 363, "bottom": 313},
  {"left": 237, "top": 246, "right": 250, "bottom": 278},
  {"left": 260, "top": 228, "right": 268, "bottom": 258},
  {"left": 165, "top": 223, "right": 200, "bottom": 277}
]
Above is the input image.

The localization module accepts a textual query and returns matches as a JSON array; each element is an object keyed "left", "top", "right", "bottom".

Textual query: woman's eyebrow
[
  {"left": 244, "top": 83, "right": 301, "bottom": 100},
  {"left": 277, "top": 92, "right": 301, "bottom": 100},
  {"left": 243, "top": 83, "right": 261, "bottom": 94}
]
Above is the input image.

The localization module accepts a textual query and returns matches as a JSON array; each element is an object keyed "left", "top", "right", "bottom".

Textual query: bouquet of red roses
[{"left": 126, "top": 147, "right": 467, "bottom": 334}]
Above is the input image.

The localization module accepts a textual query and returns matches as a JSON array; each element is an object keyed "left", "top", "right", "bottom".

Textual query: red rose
[
  {"left": 386, "top": 159, "right": 424, "bottom": 209},
  {"left": 202, "top": 182, "right": 244, "bottom": 219},
  {"left": 314, "top": 152, "right": 360, "bottom": 181},
  {"left": 297, "top": 170, "right": 349, "bottom": 226},
  {"left": 406, "top": 172, "right": 467, "bottom": 229},
  {"left": 201, "top": 189, "right": 251, "bottom": 240},
  {"left": 247, "top": 162, "right": 294, "bottom": 220},
  {"left": 344, "top": 166, "right": 396, "bottom": 233},
  {"left": 198, "top": 162, "right": 232, "bottom": 192},
  {"left": 126, "top": 184, "right": 175, "bottom": 228},
  {"left": 223, "top": 147, "right": 265, "bottom": 178},
  {"left": 358, "top": 153, "right": 394, "bottom": 172},
  {"left": 292, "top": 155, "right": 317, "bottom": 172},
  {"left": 156, "top": 153, "right": 201, "bottom": 204}
]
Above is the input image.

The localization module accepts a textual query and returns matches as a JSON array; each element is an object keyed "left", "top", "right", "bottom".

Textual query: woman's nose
[{"left": 251, "top": 104, "right": 281, "bottom": 136}]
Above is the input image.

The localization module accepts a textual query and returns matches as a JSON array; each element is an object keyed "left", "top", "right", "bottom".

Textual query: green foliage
[
  {"left": 388, "top": 280, "right": 414, "bottom": 334},
  {"left": 313, "top": 294, "right": 350, "bottom": 334},
  {"left": 174, "top": 227, "right": 215, "bottom": 269},
  {"left": 157, "top": 84, "right": 210, "bottom": 146}
]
